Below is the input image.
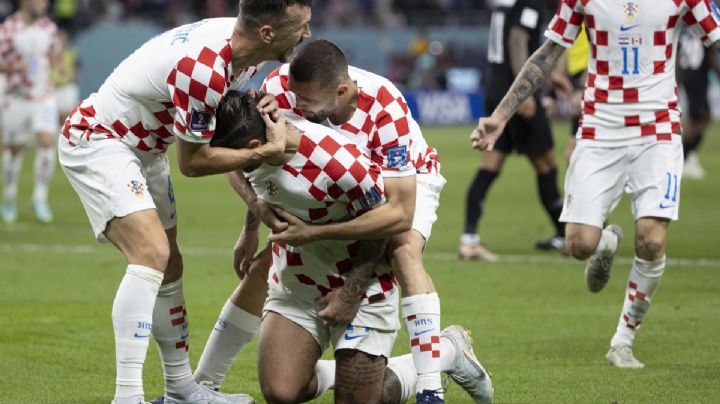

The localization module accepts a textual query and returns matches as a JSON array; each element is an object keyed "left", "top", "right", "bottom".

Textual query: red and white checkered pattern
[
  {"left": 0, "top": 14, "right": 60, "bottom": 101},
  {"left": 621, "top": 280, "right": 648, "bottom": 331},
  {"left": 546, "top": 0, "right": 720, "bottom": 145},
  {"left": 262, "top": 64, "right": 439, "bottom": 175},
  {"left": 60, "top": 18, "right": 260, "bottom": 154},
  {"left": 248, "top": 115, "right": 396, "bottom": 303}
]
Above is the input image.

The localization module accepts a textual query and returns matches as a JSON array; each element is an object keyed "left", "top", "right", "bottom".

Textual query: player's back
[
  {"left": 77, "top": 18, "right": 259, "bottom": 154},
  {"left": 246, "top": 114, "right": 385, "bottom": 225}
]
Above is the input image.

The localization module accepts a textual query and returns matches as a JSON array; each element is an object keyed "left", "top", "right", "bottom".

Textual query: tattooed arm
[
  {"left": 471, "top": 39, "right": 566, "bottom": 151},
  {"left": 316, "top": 238, "right": 389, "bottom": 327}
]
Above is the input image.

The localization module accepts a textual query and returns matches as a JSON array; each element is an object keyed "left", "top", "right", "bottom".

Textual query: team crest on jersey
[
  {"left": 265, "top": 180, "right": 279, "bottom": 200},
  {"left": 623, "top": 1, "right": 639, "bottom": 22},
  {"left": 189, "top": 109, "right": 211, "bottom": 132},
  {"left": 387, "top": 145, "right": 408, "bottom": 168},
  {"left": 128, "top": 180, "right": 145, "bottom": 199}
]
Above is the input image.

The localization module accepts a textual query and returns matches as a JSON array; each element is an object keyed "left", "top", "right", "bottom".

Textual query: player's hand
[
  {"left": 260, "top": 112, "right": 287, "bottom": 165},
  {"left": 268, "top": 207, "right": 316, "bottom": 246},
  {"left": 570, "top": 89, "right": 584, "bottom": 116},
  {"left": 251, "top": 199, "right": 288, "bottom": 233},
  {"left": 471, "top": 115, "right": 506, "bottom": 151},
  {"left": 550, "top": 72, "right": 573, "bottom": 98},
  {"left": 517, "top": 97, "right": 537, "bottom": 119},
  {"left": 315, "top": 288, "right": 363, "bottom": 327},
  {"left": 251, "top": 89, "right": 281, "bottom": 121},
  {"left": 233, "top": 227, "right": 260, "bottom": 279}
]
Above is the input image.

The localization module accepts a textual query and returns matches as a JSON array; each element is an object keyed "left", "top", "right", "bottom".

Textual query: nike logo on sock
[{"left": 414, "top": 329, "right": 434, "bottom": 337}]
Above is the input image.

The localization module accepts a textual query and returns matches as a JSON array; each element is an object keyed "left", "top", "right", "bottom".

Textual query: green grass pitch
[{"left": 1, "top": 122, "right": 719, "bottom": 403}]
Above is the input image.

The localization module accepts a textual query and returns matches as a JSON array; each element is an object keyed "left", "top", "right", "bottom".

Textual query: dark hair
[
  {"left": 210, "top": 90, "right": 266, "bottom": 149},
  {"left": 239, "top": 0, "right": 313, "bottom": 28},
  {"left": 289, "top": 39, "right": 349, "bottom": 88}
]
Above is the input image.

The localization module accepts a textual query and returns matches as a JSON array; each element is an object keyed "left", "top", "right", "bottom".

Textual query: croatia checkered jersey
[
  {"left": 0, "top": 14, "right": 61, "bottom": 101},
  {"left": 262, "top": 64, "right": 439, "bottom": 176},
  {"left": 248, "top": 114, "right": 397, "bottom": 326},
  {"left": 545, "top": 0, "right": 720, "bottom": 145},
  {"left": 61, "top": 18, "right": 261, "bottom": 153}
]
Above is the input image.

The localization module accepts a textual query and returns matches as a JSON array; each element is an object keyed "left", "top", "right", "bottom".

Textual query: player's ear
[
  {"left": 246, "top": 139, "right": 263, "bottom": 149},
  {"left": 336, "top": 83, "right": 349, "bottom": 98},
  {"left": 259, "top": 25, "right": 275, "bottom": 44}
]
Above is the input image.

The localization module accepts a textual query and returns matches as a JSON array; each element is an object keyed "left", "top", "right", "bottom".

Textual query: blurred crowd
[{"left": 0, "top": 0, "right": 491, "bottom": 31}]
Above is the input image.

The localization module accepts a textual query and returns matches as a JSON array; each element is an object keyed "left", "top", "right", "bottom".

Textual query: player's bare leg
[
  {"left": 389, "top": 231, "right": 445, "bottom": 401},
  {"left": 460, "top": 150, "right": 505, "bottom": 261},
  {"left": 335, "top": 349, "right": 387, "bottom": 403},
  {"left": 529, "top": 149, "right": 565, "bottom": 253},
  {"left": 2, "top": 144, "right": 24, "bottom": 223},
  {"left": 607, "top": 218, "right": 668, "bottom": 369},
  {"left": 258, "top": 312, "right": 321, "bottom": 403},
  {"left": 32, "top": 131, "right": 56, "bottom": 223},
  {"left": 194, "top": 247, "right": 270, "bottom": 388},
  {"left": 566, "top": 222, "right": 623, "bottom": 292},
  {"left": 104, "top": 209, "right": 168, "bottom": 403}
]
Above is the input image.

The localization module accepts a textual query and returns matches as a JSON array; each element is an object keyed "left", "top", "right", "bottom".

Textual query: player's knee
[
  {"left": 261, "top": 382, "right": 307, "bottom": 404},
  {"left": 635, "top": 237, "right": 664, "bottom": 261},
  {"left": 565, "top": 233, "right": 595, "bottom": 260},
  {"left": 137, "top": 242, "right": 171, "bottom": 271}
]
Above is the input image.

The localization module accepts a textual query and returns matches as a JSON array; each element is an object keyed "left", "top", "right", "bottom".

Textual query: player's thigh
[
  {"left": 31, "top": 98, "right": 59, "bottom": 146},
  {"left": 58, "top": 138, "right": 161, "bottom": 244},
  {"left": 627, "top": 142, "right": 683, "bottom": 224},
  {"left": 2, "top": 99, "right": 33, "bottom": 147},
  {"left": 559, "top": 142, "right": 627, "bottom": 229},
  {"left": 335, "top": 348, "right": 388, "bottom": 404},
  {"left": 258, "top": 311, "right": 322, "bottom": 403},
  {"left": 105, "top": 209, "right": 170, "bottom": 270}
]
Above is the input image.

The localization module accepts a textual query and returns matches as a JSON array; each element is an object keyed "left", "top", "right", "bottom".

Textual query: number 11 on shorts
[{"left": 661, "top": 171, "right": 678, "bottom": 208}]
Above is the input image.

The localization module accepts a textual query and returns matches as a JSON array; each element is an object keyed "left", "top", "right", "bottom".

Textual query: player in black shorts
[
  {"left": 678, "top": 28, "right": 718, "bottom": 179},
  {"left": 459, "top": 0, "right": 567, "bottom": 260}
]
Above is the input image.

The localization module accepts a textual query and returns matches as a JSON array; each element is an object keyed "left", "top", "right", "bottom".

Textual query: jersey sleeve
[
  {"left": 169, "top": 47, "right": 229, "bottom": 143},
  {"left": 508, "top": 0, "right": 543, "bottom": 34},
  {"left": 682, "top": 0, "right": 720, "bottom": 47},
  {"left": 334, "top": 143, "right": 386, "bottom": 215},
  {"left": 370, "top": 85, "right": 416, "bottom": 178},
  {"left": 261, "top": 64, "right": 296, "bottom": 111},
  {"left": 544, "top": 0, "right": 585, "bottom": 48}
]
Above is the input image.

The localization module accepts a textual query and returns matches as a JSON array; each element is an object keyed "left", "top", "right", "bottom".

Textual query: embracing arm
[
  {"left": 175, "top": 138, "right": 278, "bottom": 177},
  {"left": 316, "top": 238, "right": 389, "bottom": 326}
]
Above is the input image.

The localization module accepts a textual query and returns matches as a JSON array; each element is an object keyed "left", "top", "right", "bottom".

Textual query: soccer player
[
  {"left": 678, "top": 26, "right": 718, "bottom": 179},
  {"left": 194, "top": 40, "right": 491, "bottom": 404},
  {"left": 472, "top": 0, "right": 720, "bottom": 368},
  {"left": 208, "top": 90, "right": 492, "bottom": 404},
  {"left": 0, "top": 0, "right": 61, "bottom": 223},
  {"left": 459, "top": 0, "right": 567, "bottom": 260},
  {"left": 57, "top": 1, "right": 312, "bottom": 403}
]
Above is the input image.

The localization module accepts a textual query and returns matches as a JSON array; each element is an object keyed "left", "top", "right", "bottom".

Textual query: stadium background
[{"left": 1, "top": 1, "right": 719, "bottom": 402}]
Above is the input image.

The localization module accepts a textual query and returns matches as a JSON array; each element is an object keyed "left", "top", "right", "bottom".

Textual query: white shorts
[
  {"left": 58, "top": 138, "right": 177, "bottom": 241},
  {"left": 2, "top": 97, "right": 59, "bottom": 145},
  {"left": 54, "top": 84, "right": 80, "bottom": 115},
  {"left": 560, "top": 141, "right": 683, "bottom": 228},
  {"left": 412, "top": 171, "right": 446, "bottom": 240},
  {"left": 264, "top": 288, "right": 398, "bottom": 358}
]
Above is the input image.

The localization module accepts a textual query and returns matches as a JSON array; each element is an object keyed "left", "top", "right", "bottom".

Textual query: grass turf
[{"left": 1, "top": 122, "right": 719, "bottom": 403}]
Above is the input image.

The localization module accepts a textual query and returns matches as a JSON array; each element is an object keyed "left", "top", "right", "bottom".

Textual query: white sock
[
  {"left": 2, "top": 149, "right": 23, "bottom": 203},
  {"left": 610, "top": 256, "right": 665, "bottom": 348},
  {"left": 113, "top": 264, "right": 163, "bottom": 399},
  {"left": 152, "top": 279, "right": 194, "bottom": 392},
  {"left": 387, "top": 355, "right": 417, "bottom": 403},
  {"left": 461, "top": 233, "right": 480, "bottom": 246},
  {"left": 32, "top": 146, "right": 55, "bottom": 203},
  {"left": 194, "top": 299, "right": 261, "bottom": 388},
  {"left": 314, "top": 359, "right": 336, "bottom": 397},
  {"left": 401, "top": 293, "right": 442, "bottom": 396},
  {"left": 595, "top": 228, "right": 619, "bottom": 254}
]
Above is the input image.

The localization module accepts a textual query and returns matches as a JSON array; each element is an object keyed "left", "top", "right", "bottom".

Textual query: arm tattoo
[
  {"left": 245, "top": 209, "right": 260, "bottom": 231},
  {"left": 341, "top": 239, "right": 388, "bottom": 304},
  {"left": 495, "top": 40, "right": 566, "bottom": 118}
]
